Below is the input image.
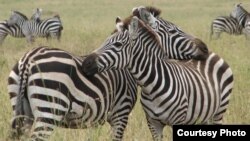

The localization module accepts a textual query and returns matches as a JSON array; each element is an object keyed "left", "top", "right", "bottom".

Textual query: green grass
[{"left": 0, "top": 0, "right": 250, "bottom": 140}]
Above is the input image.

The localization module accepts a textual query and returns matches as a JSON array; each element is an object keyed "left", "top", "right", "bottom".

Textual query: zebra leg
[
  {"left": 108, "top": 115, "right": 129, "bottom": 141},
  {"left": 28, "top": 99, "right": 67, "bottom": 140},
  {"left": 0, "top": 34, "right": 7, "bottom": 45},
  {"left": 212, "top": 32, "right": 221, "bottom": 40},
  {"left": 26, "top": 35, "right": 35, "bottom": 43},
  {"left": 145, "top": 115, "right": 164, "bottom": 141}
]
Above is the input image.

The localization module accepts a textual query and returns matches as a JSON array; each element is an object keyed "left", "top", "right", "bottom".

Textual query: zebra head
[
  {"left": 230, "top": 3, "right": 249, "bottom": 27},
  {"left": 30, "top": 8, "right": 42, "bottom": 22},
  {"left": 83, "top": 16, "right": 164, "bottom": 76},
  {"left": 83, "top": 18, "right": 132, "bottom": 76},
  {"left": 7, "top": 11, "right": 28, "bottom": 26},
  {"left": 132, "top": 6, "right": 209, "bottom": 60}
]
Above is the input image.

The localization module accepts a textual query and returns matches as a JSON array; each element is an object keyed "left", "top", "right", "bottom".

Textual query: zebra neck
[{"left": 128, "top": 54, "right": 167, "bottom": 94}]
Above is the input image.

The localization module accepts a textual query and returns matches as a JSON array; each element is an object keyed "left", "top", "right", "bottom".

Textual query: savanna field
[{"left": 0, "top": 0, "right": 250, "bottom": 140}]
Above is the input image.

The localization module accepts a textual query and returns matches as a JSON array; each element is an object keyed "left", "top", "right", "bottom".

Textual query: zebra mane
[
  {"left": 53, "top": 14, "right": 61, "bottom": 19},
  {"left": 144, "top": 6, "right": 162, "bottom": 17},
  {"left": 13, "top": 11, "right": 28, "bottom": 20},
  {"left": 112, "top": 6, "right": 161, "bottom": 34},
  {"left": 112, "top": 15, "right": 162, "bottom": 49},
  {"left": 136, "top": 18, "right": 163, "bottom": 50}
]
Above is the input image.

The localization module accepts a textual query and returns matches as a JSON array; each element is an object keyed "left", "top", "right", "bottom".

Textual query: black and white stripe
[
  {"left": 7, "top": 11, "right": 63, "bottom": 43},
  {"left": 132, "top": 6, "right": 209, "bottom": 60},
  {"left": 83, "top": 16, "right": 234, "bottom": 141},
  {"left": 0, "top": 20, "right": 24, "bottom": 45},
  {"left": 8, "top": 46, "right": 137, "bottom": 141}
]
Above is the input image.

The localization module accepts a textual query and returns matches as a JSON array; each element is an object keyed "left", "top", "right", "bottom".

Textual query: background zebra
[
  {"left": 230, "top": 3, "right": 250, "bottom": 39},
  {"left": 0, "top": 9, "right": 43, "bottom": 45},
  {"left": 82, "top": 16, "right": 234, "bottom": 141},
  {"left": 7, "top": 10, "right": 63, "bottom": 43},
  {"left": 210, "top": 16, "right": 243, "bottom": 40},
  {"left": 8, "top": 46, "right": 137, "bottom": 141},
  {"left": 0, "top": 20, "right": 24, "bottom": 45}
]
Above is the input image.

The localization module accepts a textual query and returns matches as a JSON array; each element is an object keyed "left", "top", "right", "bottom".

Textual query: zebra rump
[{"left": 7, "top": 46, "right": 137, "bottom": 141}]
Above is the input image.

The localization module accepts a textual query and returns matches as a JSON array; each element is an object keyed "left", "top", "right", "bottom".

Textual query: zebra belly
[{"left": 140, "top": 92, "right": 188, "bottom": 125}]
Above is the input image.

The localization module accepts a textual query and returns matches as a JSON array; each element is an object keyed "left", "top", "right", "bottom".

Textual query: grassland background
[{"left": 0, "top": 0, "right": 250, "bottom": 141}]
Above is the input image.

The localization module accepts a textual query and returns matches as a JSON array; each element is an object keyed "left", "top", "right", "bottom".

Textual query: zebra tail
[{"left": 13, "top": 54, "right": 33, "bottom": 134}]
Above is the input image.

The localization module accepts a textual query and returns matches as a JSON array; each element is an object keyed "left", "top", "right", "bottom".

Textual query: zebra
[
  {"left": 125, "top": 7, "right": 234, "bottom": 138},
  {"left": 30, "top": 8, "right": 43, "bottom": 22},
  {"left": 8, "top": 46, "right": 137, "bottom": 141},
  {"left": 0, "top": 20, "right": 24, "bottom": 45},
  {"left": 0, "top": 9, "right": 42, "bottom": 45},
  {"left": 210, "top": 16, "right": 243, "bottom": 39},
  {"left": 230, "top": 3, "right": 250, "bottom": 39},
  {"left": 82, "top": 16, "right": 234, "bottom": 141},
  {"left": 131, "top": 6, "right": 209, "bottom": 60},
  {"left": 7, "top": 10, "right": 63, "bottom": 43}
]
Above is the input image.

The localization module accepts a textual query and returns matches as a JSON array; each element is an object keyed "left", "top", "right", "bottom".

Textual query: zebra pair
[
  {"left": 0, "top": 9, "right": 41, "bottom": 45},
  {"left": 210, "top": 3, "right": 250, "bottom": 40},
  {"left": 83, "top": 6, "right": 234, "bottom": 141},
  {"left": 8, "top": 6, "right": 231, "bottom": 141},
  {"left": 0, "top": 8, "right": 63, "bottom": 45}
]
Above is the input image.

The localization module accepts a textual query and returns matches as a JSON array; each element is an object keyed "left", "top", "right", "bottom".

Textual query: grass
[{"left": 0, "top": 0, "right": 250, "bottom": 140}]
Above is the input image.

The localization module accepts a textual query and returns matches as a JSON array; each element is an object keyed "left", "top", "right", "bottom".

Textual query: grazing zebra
[
  {"left": 8, "top": 46, "right": 137, "bottom": 141},
  {"left": 82, "top": 17, "right": 234, "bottom": 141},
  {"left": 131, "top": 6, "right": 209, "bottom": 60},
  {"left": 210, "top": 16, "right": 243, "bottom": 39},
  {"left": 0, "top": 10, "right": 43, "bottom": 45},
  {"left": 7, "top": 10, "right": 63, "bottom": 43},
  {"left": 230, "top": 3, "right": 250, "bottom": 39}
]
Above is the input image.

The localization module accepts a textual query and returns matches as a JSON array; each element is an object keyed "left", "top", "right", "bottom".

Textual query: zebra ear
[
  {"left": 129, "top": 16, "right": 139, "bottom": 39},
  {"left": 10, "top": 10, "right": 15, "bottom": 16},
  {"left": 139, "top": 7, "right": 157, "bottom": 28},
  {"left": 115, "top": 16, "right": 124, "bottom": 32},
  {"left": 116, "top": 16, "right": 122, "bottom": 23}
]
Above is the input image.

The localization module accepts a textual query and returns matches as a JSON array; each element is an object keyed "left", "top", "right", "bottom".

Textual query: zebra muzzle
[{"left": 82, "top": 53, "right": 99, "bottom": 76}]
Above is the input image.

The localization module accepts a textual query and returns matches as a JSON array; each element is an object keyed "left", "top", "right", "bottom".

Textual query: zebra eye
[{"left": 113, "top": 42, "right": 122, "bottom": 47}]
